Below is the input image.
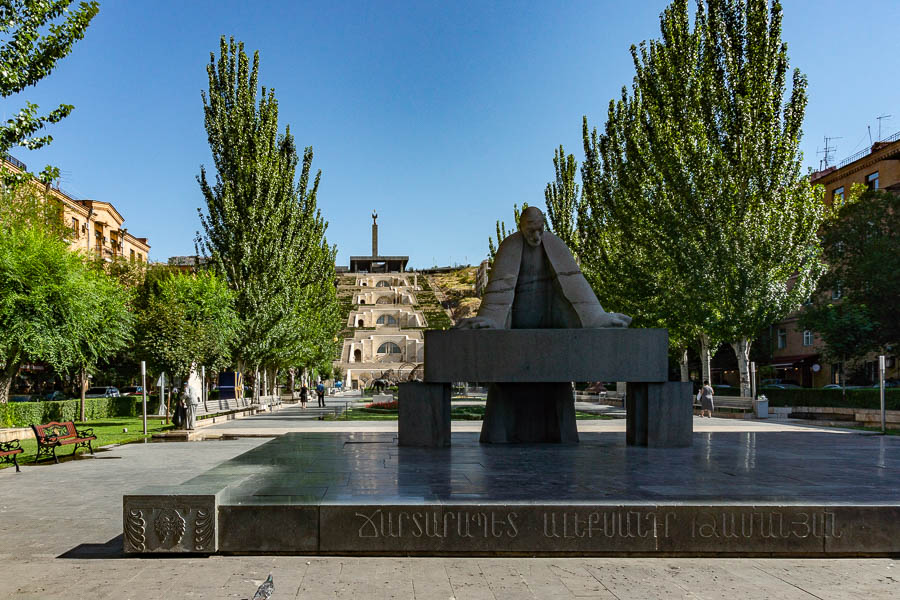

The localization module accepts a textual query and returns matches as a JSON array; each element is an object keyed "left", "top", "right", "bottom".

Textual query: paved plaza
[{"left": 1, "top": 404, "right": 898, "bottom": 598}]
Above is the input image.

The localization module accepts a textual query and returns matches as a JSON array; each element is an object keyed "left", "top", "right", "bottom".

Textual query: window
[
  {"left": 777, "top": 328, "right": 787, "bottom": 350},
  {"left": 377, "top": 342, "right": 401, "bottom": 354},
  {"left": 375, "top": 280, "right": 390, "bottom": 287},
  {"left": 831, "top": 363, "right": 842, "bottom": 385},
  {"left": 802, "top": 330, "right": 814, "bottom": 346},
  {"left": 376, "top": 314, "right": 397, "bottom": 325},
  {"left": 866, "top": 171, "right": 879, "bottom": 190},
  {"left": 831, "top": 282, "right": 842, "bottom": 300},
  {"left": 832, "top": 186, "right": 844, "bottom": 204},
  {"left": 71, "top": 217, "right": 79, "bottom": 237}
]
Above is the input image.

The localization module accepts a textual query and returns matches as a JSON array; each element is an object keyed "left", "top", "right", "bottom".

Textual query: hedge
[
  {"left": 0, "top": 395, "right": 160, "bottom": 428},
  {"left": 761, "top": 388, "right": 900, "bottom": 411}
]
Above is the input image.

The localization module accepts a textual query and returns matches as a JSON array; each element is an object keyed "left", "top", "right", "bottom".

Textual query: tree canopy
[
  {"left": 576, "top": 0, "right": 824, "bottom": 394},
  {"left": 0, "top": 224, "right": 131, "bottom": 404},
  {"left": 197, "top": 37, "right": 341, "bottom": 377},
  {"left": 0, "top": 0, "right": 99, "bottom": 186},
  {"left": 800, "top": 189, "right": 900, "bottom": 365},
  {"left": 137, "top": 271, "right": 238, "bottom": 382}
]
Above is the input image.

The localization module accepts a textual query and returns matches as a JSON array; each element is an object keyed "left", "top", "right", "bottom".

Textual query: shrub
[
  {"left": 0, "top": 396, "right": 159, "bottom": 428},
  {"left": 762, "top": 388, "right": 900, "bottom": 410}
]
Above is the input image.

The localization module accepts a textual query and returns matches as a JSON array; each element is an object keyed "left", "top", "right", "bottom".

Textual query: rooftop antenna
[
  {"left": 868, "top": 125, "right": 873, "bottom": 146},
  {"left": 876, "top": 114, "right": 892, "bottom": 140},
  {"left": 817, "top": 135, "right": 841, "bottom": 169}
]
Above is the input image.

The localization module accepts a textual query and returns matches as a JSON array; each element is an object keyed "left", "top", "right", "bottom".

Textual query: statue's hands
[
  {"left": 587, "top": 312, "right": 632, "bottom": 328},
  {"left": 453, "top": 316, "right": 499, "bottom": 330}
]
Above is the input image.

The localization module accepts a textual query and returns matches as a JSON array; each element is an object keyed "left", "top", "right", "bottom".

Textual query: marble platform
[{"left": 123, "top": 431, "right": 900, "bottom": 556}]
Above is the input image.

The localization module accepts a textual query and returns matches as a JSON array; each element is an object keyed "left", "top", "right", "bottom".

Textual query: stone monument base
[
  {"left": 480, "top": 382, "right": 578, "bottom": 443},
  {"left": 123, "top": 431, "right": 900, "bottom": 556}
]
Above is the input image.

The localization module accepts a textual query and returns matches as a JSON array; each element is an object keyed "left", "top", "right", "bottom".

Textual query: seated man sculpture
[{"left": 456, "top": 206, "right": 630, "bottom": 443}]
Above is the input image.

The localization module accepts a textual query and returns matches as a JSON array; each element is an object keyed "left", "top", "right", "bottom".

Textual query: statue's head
[{"left": 518, "top": 206, "right": 545, "bottom": 248}]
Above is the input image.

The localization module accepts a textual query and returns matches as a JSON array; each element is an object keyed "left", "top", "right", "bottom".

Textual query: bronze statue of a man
[{"left": 457, "top": 206, "right": 631, "bottom": 443}]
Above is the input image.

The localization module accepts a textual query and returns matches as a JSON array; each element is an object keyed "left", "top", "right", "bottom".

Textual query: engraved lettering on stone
[
  {"left": 356, "top": 509, "right": 382, "bottom": 538},
  {"left": 689, "top": 510, "right": 843, "bottom": 540},
  {"left": 194, "top": 508, "right": 213, "bottom": 551},
  {"left": 125, "top": 509, "right": 146, "bottom": 551},
  {"left": 542, "top": 510, "right": 660, "bottom": 540},
  {"left": 354, "top": 509, "right": 519, "bottom": 540},
  {"left": 154, "top": 508, "right": 186, "bottom": 548}
]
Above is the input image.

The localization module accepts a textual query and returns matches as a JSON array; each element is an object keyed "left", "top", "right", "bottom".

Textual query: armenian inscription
[{"left": 332, "top": 506, "right": 846, "bottom": 553}]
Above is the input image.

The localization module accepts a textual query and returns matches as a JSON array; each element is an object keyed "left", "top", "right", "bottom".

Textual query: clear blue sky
[{"left": 6, "top": 0, "right": 899, "bottom": 268}]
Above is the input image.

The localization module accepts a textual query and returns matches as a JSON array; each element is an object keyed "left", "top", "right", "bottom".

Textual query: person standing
[
  {"left": 316, "top": 382, "right": 326, "bottom": 408},
  {"left": 699, "top": 380, "right": 715, "bottom": 418},
  {"left": 184, "top": 381, "right": 199, "bottom": 430},
  {"left": 300, "top": 384, "right": 308, "bottom": 409}
]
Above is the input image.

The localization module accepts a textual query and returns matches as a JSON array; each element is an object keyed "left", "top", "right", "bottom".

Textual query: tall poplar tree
[
  {"left": 580, "top": 0, "right": 824, "bottom": 395},
  {"left": 197, "top": 37, "right": 340, "bottom": 380},
  {"left": 543, "top": 145, "right": 581, "bottom": 258}
]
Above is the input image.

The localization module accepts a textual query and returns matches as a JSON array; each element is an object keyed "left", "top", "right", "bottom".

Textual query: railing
[
  {"left": 3, "top": 154, "right": 27, "bottom": 171},
  {"left": 836, "top": 130, "right": 900, "bottom": 169}
]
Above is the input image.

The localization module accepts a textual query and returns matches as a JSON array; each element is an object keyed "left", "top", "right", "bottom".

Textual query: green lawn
[
  {"left": 1, "top": 417, "right": 174, "bottom": 469},
  {"left": 327, "top": 406, "right": 614, "bottom": 421}
]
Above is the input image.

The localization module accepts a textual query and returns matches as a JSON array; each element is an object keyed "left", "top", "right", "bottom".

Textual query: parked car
[
  {"left": 84, "top": 386, "right": 121, "bottom": 398},
  {"left": 119, "top": 386, "right": 143, "bottom": 395},
  {"left": 43, "top": 390, "right": 66, "bottom": 401},
  {"left": 821, "top": 383, "right": 862, "bottom": 390},
  {"left": 760, "top": 383, "right": 803, "bottom": 390},
  {"left": 870, "top": 380, "right": 900, "bottom": 388}
]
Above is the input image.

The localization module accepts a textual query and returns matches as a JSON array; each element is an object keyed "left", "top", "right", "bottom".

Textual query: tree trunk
[
  {"left": 699, "top": 333, "right": 712, "bottom": 384},
  {"left": 0, "top": 358, "right": 21, "bottom": 404},
  {"left": 80, "top": 368, "right": 88, "bottom": 422},
  {"left": 679, "top": 347, "right": 690, "bottom": 382},
  {"left": 731, "top": 338, "right": 752, "bottom": 398}
]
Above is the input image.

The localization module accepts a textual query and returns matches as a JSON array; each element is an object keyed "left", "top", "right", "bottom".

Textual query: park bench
[
  {"left": 31, "top": 421, "right": 96, "bottom": 464},
  {"left": 694, "top": 395, "right": 755, "bottom": 414},
  {"left": 0, "top": 440, "right": 23, "bottom": 472}
]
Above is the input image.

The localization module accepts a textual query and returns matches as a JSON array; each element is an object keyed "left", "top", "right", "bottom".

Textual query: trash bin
[{"left": 754, "top": 395, "right": 769, "bottom": 419}]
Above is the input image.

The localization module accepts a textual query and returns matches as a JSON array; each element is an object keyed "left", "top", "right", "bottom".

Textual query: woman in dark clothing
[{"left": 300, "top": 385, "right": 308, "bottom": 409}]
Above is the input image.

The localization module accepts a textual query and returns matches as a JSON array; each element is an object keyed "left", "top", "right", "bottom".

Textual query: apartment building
[
  {"left": 765, "top": 133, "right": 900, "bottom": 386},
  {"left": 3, "top": 154, "right": 150, "bottom": 261}
]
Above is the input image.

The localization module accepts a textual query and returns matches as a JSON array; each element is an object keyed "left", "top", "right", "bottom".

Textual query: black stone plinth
[
  {"left": 626, "top": 382, "right": 693, "bottom": 447},
  {"left": 480, "top": 382, "right": 578, "bottom": 444},
  {"left": 398, "top": 382, "right": 450, "bottom": 447},
  {"left": 123, "top": 431, "right": 900, "bottom": 556},
  {"left": 424, "top": 328, "right": 668, "bottom": 383}
]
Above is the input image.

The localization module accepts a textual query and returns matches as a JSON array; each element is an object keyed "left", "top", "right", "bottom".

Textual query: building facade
[
  {"left": 765, "top": 134, "right": 900, "bottom": 386},
  {"left": 3, "top": 155, "right": 150, "bottom": 261}
]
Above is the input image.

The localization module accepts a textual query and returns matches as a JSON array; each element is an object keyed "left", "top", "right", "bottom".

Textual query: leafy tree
[
  {"left": 800, "top": 189, "right": 899, "bottom": 367},
  {"left": 196, "top": 37, "right": 341, "bottom": 378},
  {"left": 0, "top": 225, "right": 131, "bottom": 412},
  {"left": 543, "top": 145, "right": 581, "bottom": 258},
  {"left": 487, "top": 203, "right": 527, "bottom": 264},
  {"left": 136, "top": 272, "right": 238, "bottom": 384},
  {"left": 579, "top": 0, "right": 824, "bottom": 395},
  {"left": 0, "top": 0, "right": 99, "bottom": 186},
  {"left": 0, "top": 180, "right": 68, "bottom": 238}
]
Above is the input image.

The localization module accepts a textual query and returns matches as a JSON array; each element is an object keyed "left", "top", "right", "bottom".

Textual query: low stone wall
[{"left": 770, "top": 405, "right": 900, "bottom": 428}]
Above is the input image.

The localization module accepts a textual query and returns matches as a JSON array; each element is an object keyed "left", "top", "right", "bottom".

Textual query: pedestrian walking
[
  {"left": 316, "top": 382, "right": 326, "bottom": 408},
  {"left": 698, "top": 380, "right": 715, "bottom": 418},
  {"left": 300, "top": 385, "right": 308, "bottom": 409}
]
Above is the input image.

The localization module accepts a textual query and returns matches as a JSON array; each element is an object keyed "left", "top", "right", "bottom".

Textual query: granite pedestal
[
  {"left": 398, "top": 382, "right": 450, "bottom": 447},
  {"left": 626, "top": 382, "right": 693, "bottom": 447},
  {"left": 123, "top": 430, "right": 900, "bottom": 556},
  {"left": 419, "top": 328, "right": 690, "bottom": 446}
]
